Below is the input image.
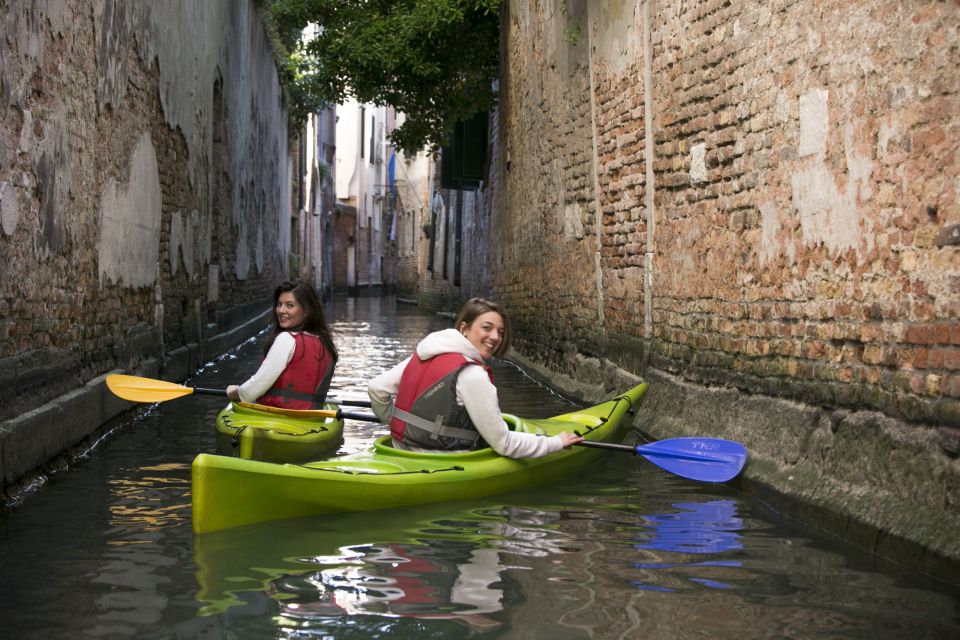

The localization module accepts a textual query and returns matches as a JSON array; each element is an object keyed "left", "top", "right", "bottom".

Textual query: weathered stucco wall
[
  {"left": 0, "top": 0, "right": 291, "bottom": 492},
  {"left": 492, "top": 0, "right": 959, "bottom": 578}
]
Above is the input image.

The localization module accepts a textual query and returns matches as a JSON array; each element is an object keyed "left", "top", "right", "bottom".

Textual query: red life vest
[
  {"left": 390, "top": 352, "right": 494, "bottom": 450},
  {"left": 257, "top": 332, "right": 335, "bottom": 410}
]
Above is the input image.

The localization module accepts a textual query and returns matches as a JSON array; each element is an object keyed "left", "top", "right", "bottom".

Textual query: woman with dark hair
[
  {"left": 367, "top": 297, "right": 582, "bottom": 458},
  {"left": 227, "top": 280, "right": 338, "bottom": 409}
]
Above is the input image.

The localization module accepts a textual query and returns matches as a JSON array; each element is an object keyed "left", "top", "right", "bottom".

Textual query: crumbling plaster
[
  {"left": 90, "top": 0, "right": 290, "bottom": 284},
  {"left": 0, "top": 0, "right": 290, "bottom": 284}
]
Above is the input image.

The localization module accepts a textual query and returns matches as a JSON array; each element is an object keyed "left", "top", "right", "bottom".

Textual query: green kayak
[
  {"left": 192, "top": 382, "right": 648, "bottom": 534},
  {"left": 214, "top": 401, "right": 344, "bottom": 463}
]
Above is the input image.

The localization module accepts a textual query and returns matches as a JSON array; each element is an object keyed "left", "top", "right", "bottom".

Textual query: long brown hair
[
  {"left": 265, "top": 280, "right": 338, "bottom": 361},
  {"left": 454, "top": 297, "right": 511, "bottom": 357}
]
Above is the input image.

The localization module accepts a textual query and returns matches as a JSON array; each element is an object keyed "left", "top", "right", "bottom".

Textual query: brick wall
[
  {"left": 484, "top": 0, "right": 959, "bottom": 568},
  {"left": 0, "top": 1, "right": 291, "bottom": 421},
  {"left": 394, "top": 195, "right": 424, "bottom": 297},
  {"left": 492, "top": 1, "right": 608, "bottom": 370},
  {"left": 391, "top": 153, "right": 431, "bottom": 298},
  {"left": 493, "top": 0, "right": 958, "bottom": 427}
]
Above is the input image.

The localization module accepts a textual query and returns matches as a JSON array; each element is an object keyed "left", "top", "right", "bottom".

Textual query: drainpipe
[{"left": 643, "top": 0, "right": 656, "bottom": 339}]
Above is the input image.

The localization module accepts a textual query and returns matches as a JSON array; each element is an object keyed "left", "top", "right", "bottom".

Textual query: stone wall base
[
  {"left": 509, "top": 350, "right": 960, "bottom": 586},
  {"left": 0, "top": 306, "right": 270, "bottom": 502}
]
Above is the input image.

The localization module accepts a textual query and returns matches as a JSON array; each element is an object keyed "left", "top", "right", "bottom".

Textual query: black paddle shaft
[
  {"left": 193, "top": 387, "right": 228, "bottom": 397},
  {"left": 192, "top": 385, "right": 372, "bottom": 410},
  {"left": 576, "top": 440, "right": 637, "bottom": 454},
  {"left": 338, "top": 410, "right": 381, "bottom": 423},
  {"left": 329, "top": 397, "right": 373, "bottom": 408}
]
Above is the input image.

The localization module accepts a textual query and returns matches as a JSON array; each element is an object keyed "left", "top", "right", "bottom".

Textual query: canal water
[{"left": 1, "top": 296, "right": 957, "bottom": 639}]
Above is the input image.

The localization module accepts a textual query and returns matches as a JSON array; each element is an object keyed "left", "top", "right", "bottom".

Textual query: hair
[
  {"left": 265, "top": 280, "right": 338, "bottom": 361},
  {"left": 454, "top": 297, "right": 512, "bottom": 357}
]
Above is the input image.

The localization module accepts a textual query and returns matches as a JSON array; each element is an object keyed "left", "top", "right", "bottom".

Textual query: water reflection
[
  {"left": 88, "top": 413, "right": 196, "bottom": 636},
  {"left": 194, "top": 498, "right": 755, "bottom": 636},
  {"left": 106, "top": 463, "right": 192, "bottom": 534},
  {"left": 2, "top": 297, "right": 958, "bottom": 639},
  {"left": 273, "top": 543, "right": 505, "bottom": 633},
  {"left": 194, "top": 502, "right": 548, "bottom": 622},
  {"left": 631, "top": 500, "right": 744, "bottom": 592}
]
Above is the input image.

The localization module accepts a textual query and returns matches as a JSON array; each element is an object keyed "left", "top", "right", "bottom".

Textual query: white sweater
[
  {"left": 236, "top": 332, "right": 299, "bottom": 403},
  {"left": 367, "top": 329, "right": 563, "bottom": 459}
]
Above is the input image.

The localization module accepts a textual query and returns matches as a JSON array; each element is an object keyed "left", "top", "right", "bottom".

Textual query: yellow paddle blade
[{"left": 106, "top": 374, "right": 196, "bottom": 403}]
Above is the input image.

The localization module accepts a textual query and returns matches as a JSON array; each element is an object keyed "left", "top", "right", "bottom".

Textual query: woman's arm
[
  {"left": 229, "top": 333, "right": 296, "bottom": 402},
  {"left": 367, "top": 356, "right": 411, "bottom": 423},
  {"left": 457, "top": 367, "right": 565, "bottom": 459}
]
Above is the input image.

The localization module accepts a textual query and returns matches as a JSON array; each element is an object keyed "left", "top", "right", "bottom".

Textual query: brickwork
[
  {"left": 0, "top": 1, "right": 291, "bottom": 422},
  {"left": 645, "top": 0, "right": 958, "bottom": 427},
  {"left": 393, "top": 153, "right": 433, "bottom": 298},
  {"left": 394, "top": 193, "right": 424, "bottom": 297},
  {"left": 493, "top": 1, "right": 607, "bottom": 371},
  {"left": 491, "top": 0, "right": 959, "bottom": 428},
  {"left": 483, "top": 0, "right": 960, "bottom": 566}
]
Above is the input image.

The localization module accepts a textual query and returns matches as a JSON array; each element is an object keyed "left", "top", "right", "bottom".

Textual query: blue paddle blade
[{"left": 635, "top": 438, "right": 747, "bottom": 483}]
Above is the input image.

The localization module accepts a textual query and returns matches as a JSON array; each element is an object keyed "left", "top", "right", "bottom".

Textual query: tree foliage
[{"left": 266, "top": 0, "right": 501, "bottom": 154}]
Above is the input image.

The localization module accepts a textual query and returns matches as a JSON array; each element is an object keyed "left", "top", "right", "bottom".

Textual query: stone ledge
[
  {"left": 0, "top": 306, "right": 270, "bottom": 498},
  {"left": 508, "top": 354, "right": 960, "bottom": 585},
  {"left": 0, "top": 369, "right": 140, "bottom": 488},
  {"left": 507, "top": 349, "right": 645, "bottom": 405},
  {"left": 637, "top": 368, "right": 960, "bottom": 584}
]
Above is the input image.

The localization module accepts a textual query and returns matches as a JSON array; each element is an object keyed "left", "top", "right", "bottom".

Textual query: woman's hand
[
  {"left": 557, "top": 432, "right": 584, "bottom": 449},
  {"left": 226, "top": 385, "right": 240, "bottom": 401}
]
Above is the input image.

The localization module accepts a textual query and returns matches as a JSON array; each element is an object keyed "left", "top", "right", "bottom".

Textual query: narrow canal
[{"left": 1, "top": 297, "right": 957, "bottom": 639}]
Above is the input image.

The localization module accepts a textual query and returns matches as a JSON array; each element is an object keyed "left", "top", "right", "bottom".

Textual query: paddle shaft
[
  {"left": 329, "top": 397, "right": 372, "bottom": 408},
  {"left": 576, "top": 440, "right": 635, "bottom": 453},
  {"left": 339, "top": 410, "right": 380, "bottom": 422},
  {"left": 193, "top": 386, "right": 372, "bottom": 408},
  {"left": 193, "top": 387, "right": 227, "bottom": 397},
  {"left": 579, "top": 439, "right": 739, "bottom": 464},
  {"left": 171, "top": 385, "right": 378, "bottom": 420}
]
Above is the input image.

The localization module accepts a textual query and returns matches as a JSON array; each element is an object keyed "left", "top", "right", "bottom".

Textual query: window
[
  {"left": 369, "top": 113, "right": 376, "bottom": 164},
  {"left": 360, "top": 107, "right": 365, "bottom": 159}
]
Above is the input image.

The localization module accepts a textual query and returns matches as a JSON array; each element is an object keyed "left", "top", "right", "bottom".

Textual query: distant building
[
  {"left": 389, "top": 114, "right": 434, "bottom": 300},
  {"left": 291, "top": 106, "right": 336, "bottom": 298},
  {"left": 336, "top": 99, "right": 388, "bottom": 294}
]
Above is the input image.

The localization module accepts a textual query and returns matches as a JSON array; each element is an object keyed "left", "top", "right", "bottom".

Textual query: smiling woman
[
  {"left": 457, "top": 301, "right": 508, "bottom": 361},
  {"left": 226, "top": 280, "right": 339, "bottom": 410},
  {"left": 275, "top": 290, "right": 306, "bottom": 329},
  {"left": 367, "top": 298, "right": 584, "bottom": 458}
]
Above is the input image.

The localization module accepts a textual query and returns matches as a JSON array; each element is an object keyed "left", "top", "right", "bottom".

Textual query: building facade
[
  {"left": 390, "top": 116, "right": 434, "bottom": 300},
  {"left": 406, "top": 0, "right": 959, "bottom": 575},
  {"left": 335, "top": 100, "right": 389, "bottom": 294},
  {"left": 291, "top": 106, "right": 337, "bottom": 298}
]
